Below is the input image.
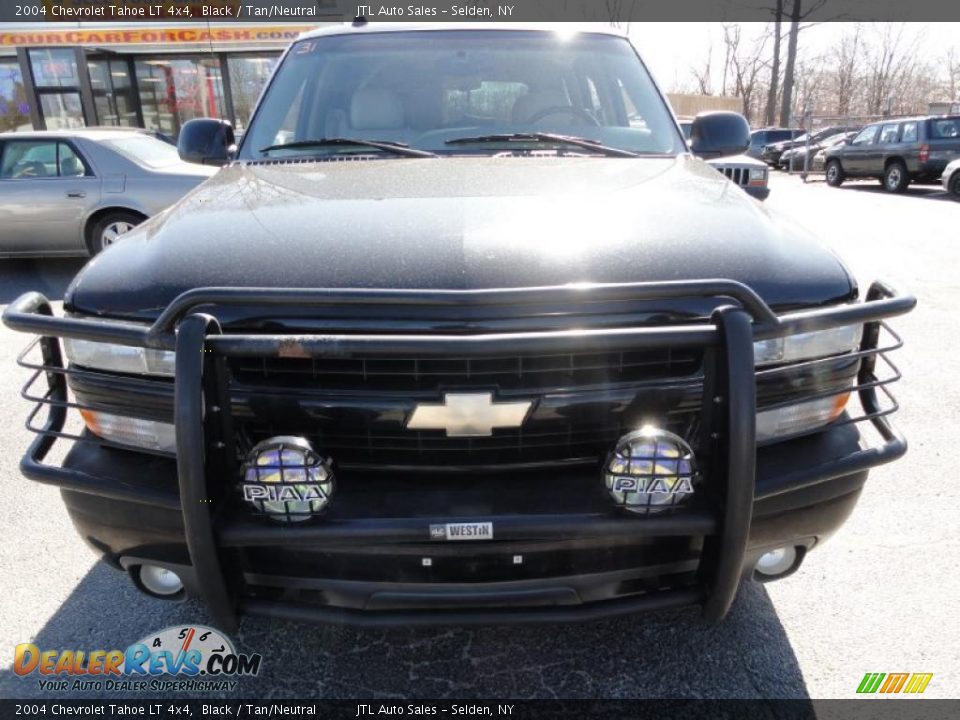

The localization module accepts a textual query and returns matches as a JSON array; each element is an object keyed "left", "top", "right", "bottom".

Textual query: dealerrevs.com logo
[
  {"left": 13, "top": 625, "right": 262, "bottom": 693},
  {"left": 856, "top": 672, "right": 934, "bottom": 695}
]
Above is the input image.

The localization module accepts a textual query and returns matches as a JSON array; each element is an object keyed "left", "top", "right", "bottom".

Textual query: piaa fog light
[
  {"left": 241, "top": 436, "right": 334, "bottom": 522},
  {"left": 605, "top": 427, "right": 698, "bottom": 514}
]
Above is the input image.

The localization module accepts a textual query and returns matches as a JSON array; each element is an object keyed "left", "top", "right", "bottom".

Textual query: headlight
[
  {"left": 79, "top": 410, "right": 176, "bottom": 453},
  {"left": 749, "top": 168, "right": 767, "bottom": 181},
  {"left": 753, "top": 324, "right": 861, "bottom": 366},
  {"left": 756, "top": 393, "right": 850, "bottom": 442},
  {"left": 64, "top": 337, "right": 175, "bottom": 377}
]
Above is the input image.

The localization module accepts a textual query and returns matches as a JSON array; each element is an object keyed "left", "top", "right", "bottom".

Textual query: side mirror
[
  {"left": 178, "top": 118, "right": 236, "bottom": 166},
  {"left": 690, "top": 111, "right": 751, "bottom": 160}
]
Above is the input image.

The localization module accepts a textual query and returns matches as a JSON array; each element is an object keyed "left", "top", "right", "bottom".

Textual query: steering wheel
[{"left": 527, "top": 106, "right": 601, "bottom": 127}]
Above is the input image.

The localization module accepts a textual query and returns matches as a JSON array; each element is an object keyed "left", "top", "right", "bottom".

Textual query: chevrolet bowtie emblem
[{"left": 406, "top": 393, "right": 534, "bottom": 437}]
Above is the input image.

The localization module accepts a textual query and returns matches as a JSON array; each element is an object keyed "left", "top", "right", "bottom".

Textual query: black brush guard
[{"left": 3, "top": 279, "right": 915, "bottom": 630}]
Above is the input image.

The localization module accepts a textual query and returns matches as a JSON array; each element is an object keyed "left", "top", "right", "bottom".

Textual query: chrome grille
[
  {"left": 229, "top": 347, "right": 704, "bottom": 469},
  {"left": 239, "top": 412, "right": 702, "bottom": 470},
  {"left": 721, "top": 166, "right": 750, "bottom": 186}
]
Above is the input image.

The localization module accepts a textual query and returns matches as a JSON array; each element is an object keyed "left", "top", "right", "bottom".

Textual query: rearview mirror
[
  {"left": 178, "top": 118, "right": 236, "bottom": 166},
  {"left": 690, "top": 111, "right": 751, "bottom": 160}
]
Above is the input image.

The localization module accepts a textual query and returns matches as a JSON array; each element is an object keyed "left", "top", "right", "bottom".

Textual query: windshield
[
  {"left": 103, "top": 135, "right": 183, "bottom": 169},
  {"left": 239, "top": 30, "right": 685, "bottom": 160}
]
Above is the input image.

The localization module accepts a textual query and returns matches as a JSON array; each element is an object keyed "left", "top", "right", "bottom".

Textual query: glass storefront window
[
  {"left": 38, "top": 92, "right": 84, "bottom": 130},
  {"left": 0, "top": 60, "right": 31, "bottom": 132},
  {"left": 88, "top": 58, "right": 138, "bottom": 127},
  {"left": 135, "top": 56, "right": 224, "bottom": 138},
  {"left": 29, "top": 48, "right": 79, "bottom": 88},
  {"left": 227, "top": 55, "right": 278, "bottom": 133}
]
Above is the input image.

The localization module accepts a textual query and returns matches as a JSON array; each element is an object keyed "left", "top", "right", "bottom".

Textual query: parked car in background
[
  {"left": 707, "top": 153, "right": 769, "bottom": 200},
  {"left": 811, "top": 132, "right": 859, "bottom": 172},
  {"left": 943, "top": 157, "right": 960, "bottom": 198},
  {"left": 0, "top": 128, "right": 215, "bottom": 257},
  {"left": 746, "top": 127, "right": 801, "bottom": 160},
  {"left": 824, "top": 115, "right": 960, "bottom": 192},
  {"left": 762, "top": 126, "right": 861, "bottom": 167},
  {"left": 780, "top": 131, "right": 858, "bottom": 171},
  {"left": 679, "top": 119, "right": 770, "bottom": 200}
]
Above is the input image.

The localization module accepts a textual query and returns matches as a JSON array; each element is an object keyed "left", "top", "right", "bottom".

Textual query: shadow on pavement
[
  {"left": 0, "top": 259, "right": 87, "bottom": 305},
  {"left": 0, "top": 561, "right": 812, "bottom": 701},
  {"left": 802, "top": 178, "right": 954, "bottom": 200}
]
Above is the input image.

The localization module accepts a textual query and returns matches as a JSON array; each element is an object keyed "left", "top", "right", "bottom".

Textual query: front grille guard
[{"left": 3, "top": 279, "right": 916, "bottom": 629}]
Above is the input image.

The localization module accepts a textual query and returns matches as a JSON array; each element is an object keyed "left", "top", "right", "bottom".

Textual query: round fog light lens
[
  {"left": 241, "top": 436, "right": 335, "bottom": 522},
  {"left": 138, "top": 565, "right": 184, "bottom": 597},
  {"left": 604, "top": 426, "right": 698, "bottom": 514},
  {"left": 755, "top": 546, "right": 798, "bottom": 577}
]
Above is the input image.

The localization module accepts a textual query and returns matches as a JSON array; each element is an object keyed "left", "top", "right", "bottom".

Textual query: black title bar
[
  {"left": 2, "top": 0, "right": 960, "bottom": 23},
  {"left": 1, "top": 700, "right": 960, "bottom": 719}
]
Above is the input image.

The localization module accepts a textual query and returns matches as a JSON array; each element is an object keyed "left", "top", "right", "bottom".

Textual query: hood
[
  {"left": 706, "top": 154, "right": 765, "bottom": 168},
  {"left": 66, "top": 155, "right": 853, "bottom": 320},
  {"left": 152, "top": 162, "right": 219, "bottom": 179}
]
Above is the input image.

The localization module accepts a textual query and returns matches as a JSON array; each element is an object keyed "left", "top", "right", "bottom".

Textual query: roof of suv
[
  {"left": 300, "top": 22, "right": 625, "bottom": 40},
  {"left": 863, "top": 115, "right": 960, "bottom": 126}
]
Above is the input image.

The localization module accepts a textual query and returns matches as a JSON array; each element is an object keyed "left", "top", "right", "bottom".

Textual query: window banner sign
[{"left": 0, "top": 25, "right": 307, "bottom": 47}]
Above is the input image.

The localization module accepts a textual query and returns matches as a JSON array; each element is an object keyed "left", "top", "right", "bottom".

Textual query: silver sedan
[
  {"left": 942, "top": 157, "right": 960, "bottom": 199},
  {"left": 0, "top": 128, "right": 215, "bottom": 257}
]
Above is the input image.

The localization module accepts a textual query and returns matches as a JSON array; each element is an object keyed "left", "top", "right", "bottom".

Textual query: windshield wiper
[
  {"left": 445, "top": 132, "right": 639, "bottom": 158},
  {"left": 259, "top": 137, "right": 437, "bottom": 158}
]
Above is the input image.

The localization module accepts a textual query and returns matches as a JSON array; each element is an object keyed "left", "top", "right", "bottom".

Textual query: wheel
[
  {"left": 883, "top": 161, "right": 909, "bottom": 193},
  {"left": 87, "top": 210, "right": 145, "bottom": 255},
  {"left": 950, "top": 171, "right": 960, "bottom": 199},
  {"left": 825, "top": 160, "right": 845, "bottom": 187}
]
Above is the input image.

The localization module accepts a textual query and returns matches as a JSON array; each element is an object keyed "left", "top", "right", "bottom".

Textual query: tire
[
  {"left": 825, "top": 160, "right": 845, "bottom": 187},
  {"left": 950, "top": 171, "right": 960, "bottom": 200},
  {"left": 883, "top": 161, "right": 909, "bottom": 193},
  {"left": 87, "top": 210, "right": 145, "bottom": 255}
]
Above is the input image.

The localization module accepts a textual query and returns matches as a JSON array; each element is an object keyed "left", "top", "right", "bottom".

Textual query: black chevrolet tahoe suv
[
  {"left": 824, "top": 115, "right": 960, "bottom": 192},
  {"left": 4, "top": 25, "right": 915, "bottom": 629}
]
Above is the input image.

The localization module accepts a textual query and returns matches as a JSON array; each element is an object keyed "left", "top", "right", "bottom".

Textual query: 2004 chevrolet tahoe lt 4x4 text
[{"left": 3, "top": 24, "right": 916, "bottom": 630}]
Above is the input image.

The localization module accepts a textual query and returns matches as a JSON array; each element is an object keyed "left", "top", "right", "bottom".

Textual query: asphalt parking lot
[{"left": 0, "top": 172, "right": 957, "bottom": 701}]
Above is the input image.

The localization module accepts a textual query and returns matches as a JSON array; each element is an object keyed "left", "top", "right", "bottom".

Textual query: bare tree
[
  {"left": 764, "top": 0, "right": 783, "bottom": 126},
  {"left": 833, "top": 24, "right": 862, "bottom": 116},
  {"left": 792, "top": 53, "right": 828, "bottom": 119},
  {"left": 945, "top": 46, "right": 960, "bottom": 103},
  {"left": 606, "top": 0, "right": 637, "bottom": 32},
  {"left": 863, "top": 23, "right": 920, "bottom": 115},
  {"left": 690, "top": 44, "right": 715, "bottom": 96},
  {"left": 779, "top": 0, "right": 828, "bottom": 126},
  {"left": 722, "top": 23, "right": 770, "bottom": 123}
]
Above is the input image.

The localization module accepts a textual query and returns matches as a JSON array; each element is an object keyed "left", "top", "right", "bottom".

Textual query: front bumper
[
  {"left": 3, "top": 280, "right": 915, "bottom": 628},
  {"left": 761, "top": 149, "right": 784, "bottom": 166},
  {"left": 58, "top": 425, "right": 869, "bottom": 626},
  {"left": 943, "top": 166, "right": 959, "bottom": 193},
  {"left": 743, "top": 185, "right": 770, "bottom": 201}
]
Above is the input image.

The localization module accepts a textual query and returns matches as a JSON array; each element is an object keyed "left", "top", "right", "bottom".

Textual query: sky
[{"left": 627, "top": 22, "right": 960, "bottom": 94}]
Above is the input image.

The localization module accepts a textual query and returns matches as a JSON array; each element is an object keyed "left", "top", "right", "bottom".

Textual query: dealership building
[{"left": 0, "top": 22, "right": 337, "bottom": 137}]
